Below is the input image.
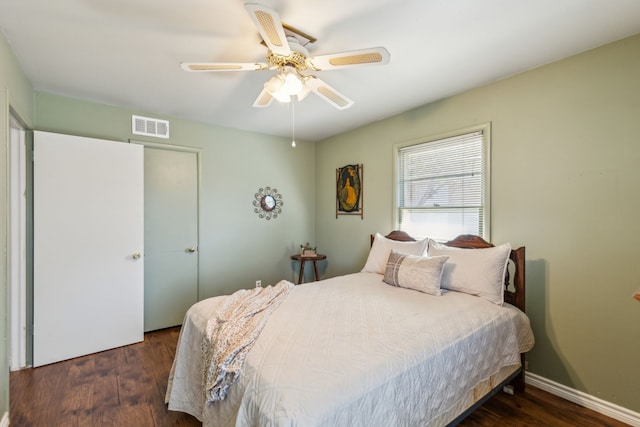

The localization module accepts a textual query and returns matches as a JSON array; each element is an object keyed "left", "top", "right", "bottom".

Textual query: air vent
[{"left": 132, "top": 115, "right": 169, "bottom": 139}]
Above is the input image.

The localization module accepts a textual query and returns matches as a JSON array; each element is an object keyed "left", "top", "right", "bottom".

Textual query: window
[{"left": 394, "top": 124, "right": 490, "bottom": 241}]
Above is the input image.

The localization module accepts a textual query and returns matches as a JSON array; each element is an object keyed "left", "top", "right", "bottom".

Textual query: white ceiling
[{"left": 1, "top": 0, "right": 640, "bottom": 141}]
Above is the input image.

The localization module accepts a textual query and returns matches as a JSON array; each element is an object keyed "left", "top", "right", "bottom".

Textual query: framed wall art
[{"left": 336, "top": 164, "right": 363, "bottom": 219}]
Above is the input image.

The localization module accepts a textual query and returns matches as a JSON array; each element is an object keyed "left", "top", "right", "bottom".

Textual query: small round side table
[{"left": 290, "top": 254, "right": 327, "bottom": 284}]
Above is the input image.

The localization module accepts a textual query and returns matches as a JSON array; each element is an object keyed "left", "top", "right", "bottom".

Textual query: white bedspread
[
  {"left": 166, "top": 272, "right": 534, "bottom": 426},
  {"left": 203, "top": 280, "right": 294, "bottom": 402}
]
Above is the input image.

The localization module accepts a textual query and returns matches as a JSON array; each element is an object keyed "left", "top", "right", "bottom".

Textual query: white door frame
[
  {"left": 8, "top": 113, "right": 27, "bottom": 370},
  {"left": 130, "top": 139, "right": 202, "bottom": 303}
]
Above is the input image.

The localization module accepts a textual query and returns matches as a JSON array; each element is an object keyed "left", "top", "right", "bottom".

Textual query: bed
[{"left": 166, "top": 231, "right": 534, "bottom": 426}]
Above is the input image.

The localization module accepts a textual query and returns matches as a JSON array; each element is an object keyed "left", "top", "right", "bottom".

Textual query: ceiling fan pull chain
[{"left": 291, "top": 99, "right": 296, "bottom": 148}]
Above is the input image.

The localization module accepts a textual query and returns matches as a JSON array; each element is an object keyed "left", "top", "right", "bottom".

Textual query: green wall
[
  {"left": 315, "top": 33, "right": 640, "bottom": 412},
  {"left": 34, "top": 92, "right": 316, "bottom": 298},
  {"left": 1, "top": 31, "right": 35, "bottom": 423}
]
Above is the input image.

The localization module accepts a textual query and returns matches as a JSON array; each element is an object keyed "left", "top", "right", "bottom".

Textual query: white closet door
[{"left": 33, "top": 131, "right": 144, "bottom": 367}]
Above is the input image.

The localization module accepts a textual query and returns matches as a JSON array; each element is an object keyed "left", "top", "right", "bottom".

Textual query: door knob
[
  {"left": 187, "top": 247, "right": 196, "bottom": 253},
  {"left": 132, "top": 252, "right": 142, "bottom": 259}
]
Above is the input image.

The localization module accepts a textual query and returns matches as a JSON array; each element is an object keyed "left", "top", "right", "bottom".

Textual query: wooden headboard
[{"left": 373, "top": 231, "right": 526, "bottom": 313}]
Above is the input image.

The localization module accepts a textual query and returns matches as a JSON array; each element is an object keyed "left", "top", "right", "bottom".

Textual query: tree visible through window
[{"left": 395, "top": 125, "right": 490, "bottom": 241}]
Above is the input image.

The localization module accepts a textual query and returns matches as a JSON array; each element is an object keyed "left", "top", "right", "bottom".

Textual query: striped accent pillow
[{"left": 383, "top": 250, "right": 449, "bottom": 296}]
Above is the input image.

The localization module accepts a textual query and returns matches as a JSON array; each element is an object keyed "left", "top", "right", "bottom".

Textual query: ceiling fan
[{"left": 181, "top": 3, "right": 390, "bottom": 110}]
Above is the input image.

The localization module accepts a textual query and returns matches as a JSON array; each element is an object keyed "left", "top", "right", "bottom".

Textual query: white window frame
[{"left": 392, "top": 123, "right": 491, "bottom": 241}]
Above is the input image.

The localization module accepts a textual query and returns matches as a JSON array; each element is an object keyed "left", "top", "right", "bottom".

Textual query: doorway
[{"left": 137, "top": 142, "right": 200, "bottom": 332}]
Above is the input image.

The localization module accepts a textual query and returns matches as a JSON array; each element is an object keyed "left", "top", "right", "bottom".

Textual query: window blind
[{"left": 397, "top": 130, "right": 487, "bottom": 240}]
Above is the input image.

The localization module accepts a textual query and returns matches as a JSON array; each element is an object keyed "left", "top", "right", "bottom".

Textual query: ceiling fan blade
[
  {"left": 253, "top": 87, "right": 274, "bottom": 108},
  {"left": 180, "top": 62, "right": 267, "bottom": 72},
  {"left": 305, "top": 76, "right": 354, "bottom": 110},
  {"left": 308, "top": 47, "right": 390, "bottom": 70},
  {"left": 245, "top": 3, "right": 291, "bottom": 57}
]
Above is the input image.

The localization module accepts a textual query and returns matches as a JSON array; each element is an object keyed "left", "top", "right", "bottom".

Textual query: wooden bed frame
[{"left": 375, "top": 231, "right": 527, "bottom": 402}]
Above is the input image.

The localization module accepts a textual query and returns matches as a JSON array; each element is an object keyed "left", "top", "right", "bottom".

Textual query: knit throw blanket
[{"left": 202, "top": 280, "right": 295, "bottom": 402}]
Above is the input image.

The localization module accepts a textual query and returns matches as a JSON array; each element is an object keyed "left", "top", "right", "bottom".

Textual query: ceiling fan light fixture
[
  {"left": 296, "top": 84, "right": 311, "bottom": 101},
  {"left": 265, "top": 74, "right": 284, "bottom": 94},
  {"left": 265, "top": 75, "right": 290, "bottom": 102},
  {"left": 282, "top": 71, "right": 303, "bottom": 95},
  {"left": 280, "top": 66, "right": 303, "bottom": 96},
  {"left": 264, "top": 66, "right": 306, "bottom": 103}
]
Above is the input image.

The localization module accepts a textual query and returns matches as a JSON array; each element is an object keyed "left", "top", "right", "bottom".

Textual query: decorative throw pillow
[
  {"left": 362, "top": 233, "right": 428, "bottom": 274},
  {"left": 382, "top": 250, "right": 449, "bottom": 295},
  {"left": 427, "top": 240, "right": 511, "bottom": 305}
]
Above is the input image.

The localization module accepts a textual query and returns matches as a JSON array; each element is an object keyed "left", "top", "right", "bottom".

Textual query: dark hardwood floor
[
  {"left": 10, "top": 327, "right": 199, "bottom": 427},
  {"left": 460, "top": 385, "right": 629, "bottom": 427},
  {"left": 10, "top": 327, "right": 628, "bottom": 426}
]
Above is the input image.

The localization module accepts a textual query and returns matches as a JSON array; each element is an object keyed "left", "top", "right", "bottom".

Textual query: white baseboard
[
  {"left": 1, "top": 412, "right": 9, "bottom": 427},
  {"left": 526, "top": 372, "right": 640, "bottom": 427}
]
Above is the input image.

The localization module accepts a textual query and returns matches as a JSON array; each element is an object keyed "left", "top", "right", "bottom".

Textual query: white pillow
[
  {"left": 427, "top": 239, "right": 511, "bottom": 305},
  {"left": 362, "top": 233, "right": 428, "bottom": 274},
  {"left": 383, "top": 250, "right": 449, "bottom": 296}
]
